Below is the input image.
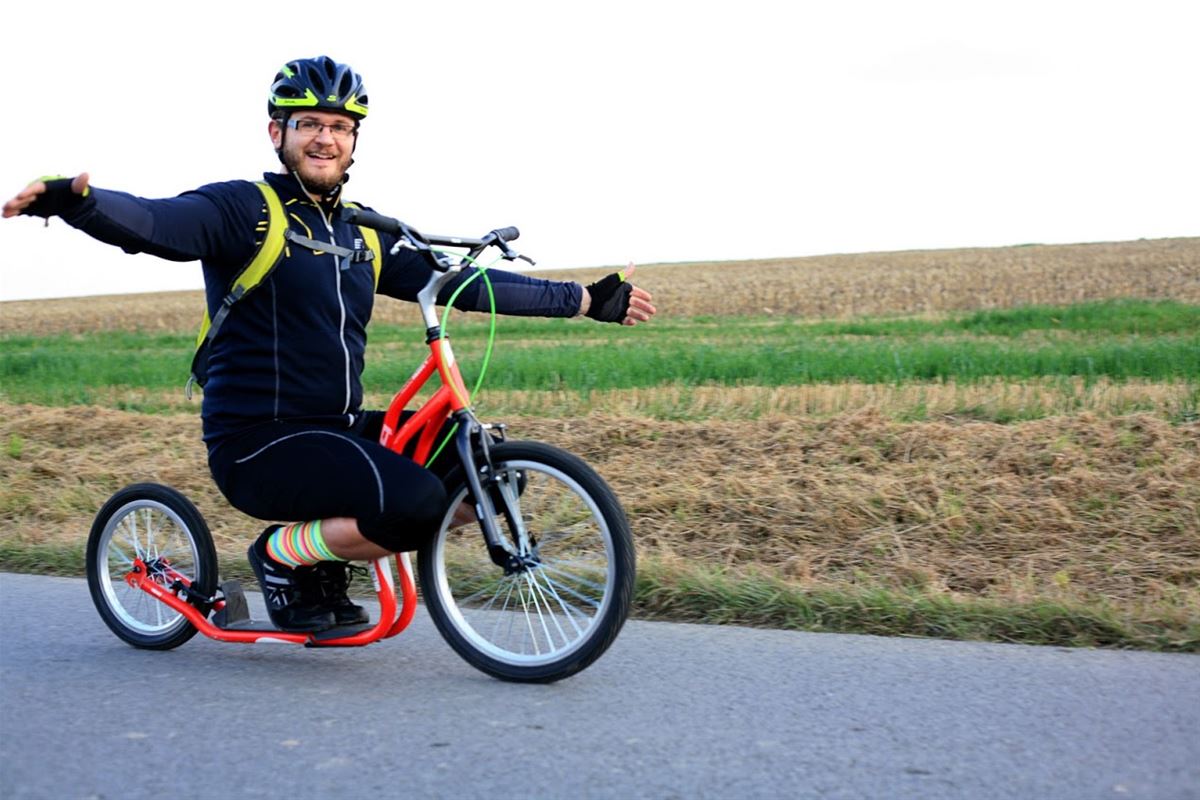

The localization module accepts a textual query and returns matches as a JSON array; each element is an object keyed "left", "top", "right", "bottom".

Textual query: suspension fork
[{"left": 452, "top": 411, "right": 527, "bottom": 572}]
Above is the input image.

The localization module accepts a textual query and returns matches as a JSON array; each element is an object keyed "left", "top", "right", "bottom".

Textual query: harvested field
[
  {"left": 3, "top": 237, "right": 1197, "bottom": 333},
  {"left": 3, "top": 403, "right": 1196, "bottom": 635}
]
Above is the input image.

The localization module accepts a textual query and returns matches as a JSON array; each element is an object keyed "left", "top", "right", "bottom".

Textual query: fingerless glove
[
  {"left": 584, "top": 271, "right": 633, "bottom": 323},
  {"left": 20, "top": 176, "right": 90, "bottom": 219}
]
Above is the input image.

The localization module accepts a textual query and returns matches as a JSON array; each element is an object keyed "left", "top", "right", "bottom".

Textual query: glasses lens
[{"left": 292, "top": 119, "right": 355, "bottom": 138}]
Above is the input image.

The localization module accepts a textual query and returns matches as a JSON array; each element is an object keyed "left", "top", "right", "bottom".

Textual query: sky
[{"left": 1, "top": 0, "right": 1197, "bottom": 301}]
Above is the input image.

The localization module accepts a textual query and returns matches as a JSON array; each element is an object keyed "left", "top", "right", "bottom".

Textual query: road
[{"left": 1, "top": 572, "right": 1197, "bottom": 800}]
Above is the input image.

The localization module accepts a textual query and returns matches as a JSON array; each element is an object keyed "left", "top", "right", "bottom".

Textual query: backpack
[{"left": 187, "top": 181, "right": 383, "bottom": 394}]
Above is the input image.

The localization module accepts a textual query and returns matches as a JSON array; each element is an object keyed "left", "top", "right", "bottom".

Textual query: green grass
[
  {"left": 2, "top": 300, "right": 1198, "bottom": 407},
  {"left": 634, "top": 561, "right": 1200, "bottom": 652}
]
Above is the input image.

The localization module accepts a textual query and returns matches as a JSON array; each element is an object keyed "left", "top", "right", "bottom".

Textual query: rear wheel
[
  {"left": 419, "top": 441, "right": 636, "bottom": 683},
  {"left": 86, "top": 483, "right": 217, "bottom": 650}
]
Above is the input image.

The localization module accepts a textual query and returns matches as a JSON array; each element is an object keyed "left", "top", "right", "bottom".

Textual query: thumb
[
  {"left": 71, "top": 173, "right": 90, "bottom": 195},
  {"left": 622, "top": 262, "right": 636, "bottom": 281}
]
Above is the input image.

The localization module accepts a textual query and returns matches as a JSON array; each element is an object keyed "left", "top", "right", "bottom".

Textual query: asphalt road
[{"left": 1, "top": 571, "right": 1197, "bottom": 800}]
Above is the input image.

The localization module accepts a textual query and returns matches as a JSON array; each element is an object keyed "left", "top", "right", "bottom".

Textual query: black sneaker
[
  {"left": 247, "top": 527, "right": 335, "bottom": 632},
  {"left": 310, "top": 561, "right": 370, "bottom": 626}
]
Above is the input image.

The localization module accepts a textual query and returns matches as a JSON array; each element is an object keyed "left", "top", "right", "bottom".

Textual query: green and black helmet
[{"left": 268, "top": 56, "right": 368, "bottom": 120}]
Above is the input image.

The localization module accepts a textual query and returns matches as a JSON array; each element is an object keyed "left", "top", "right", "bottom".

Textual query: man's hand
[
  {"left": 2, "top": 173, "right": 91, "bottom": 219},
  {"left": 581, "top": 264, "right": 657, "bottom": 326}
]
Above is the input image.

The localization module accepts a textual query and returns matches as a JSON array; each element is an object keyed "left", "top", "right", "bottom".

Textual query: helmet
[{"left": 268, "top": 56, "right": 368, "bottom": 120}]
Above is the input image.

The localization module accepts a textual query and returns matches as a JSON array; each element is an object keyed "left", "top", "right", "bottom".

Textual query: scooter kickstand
[{"left": 211, "top": 580, "right": 251, "bottom": 629}]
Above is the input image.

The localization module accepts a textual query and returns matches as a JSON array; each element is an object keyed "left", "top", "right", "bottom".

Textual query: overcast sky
[{"left": 2, "top": 0, "right": 1196, "bottom": 301}]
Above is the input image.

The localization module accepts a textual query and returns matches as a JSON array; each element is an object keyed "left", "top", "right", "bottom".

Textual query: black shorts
[{"left": 206, "top": 412, "right": 449, "bottom": 552}]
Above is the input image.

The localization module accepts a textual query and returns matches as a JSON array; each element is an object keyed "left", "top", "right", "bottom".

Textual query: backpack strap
[
  {"left": 343, "top": 201, "right": 383, "bottom": 289},
  {"left": 188, "top": 181, "right": 286, "bottom": 395}
]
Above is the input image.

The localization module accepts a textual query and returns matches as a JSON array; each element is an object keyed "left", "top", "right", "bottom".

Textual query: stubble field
[{"left": 2, "top": 237, "right": 1198, "bottom": 649}]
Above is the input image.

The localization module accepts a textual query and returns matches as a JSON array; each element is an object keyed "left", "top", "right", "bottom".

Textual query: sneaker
[
  {"left": 309, "top": 561, "right": 370, "bottom": 626},
  {"left": 247, "top": 527, "right": 335, "bottom": 632}
]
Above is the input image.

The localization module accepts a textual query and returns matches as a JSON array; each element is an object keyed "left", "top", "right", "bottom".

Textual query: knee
[{"left": 357, "top": 470, "right": 447, "bottom": 551}]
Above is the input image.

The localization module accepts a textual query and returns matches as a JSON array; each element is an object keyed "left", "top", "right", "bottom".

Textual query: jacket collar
[{"left": 262, "top": 170, "right": 346, "bottom": 214}]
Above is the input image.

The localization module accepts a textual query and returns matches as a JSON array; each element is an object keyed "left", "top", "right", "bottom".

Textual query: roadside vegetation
[{"left": 2, "top": 237, "right": 1197, "bottom": 650}]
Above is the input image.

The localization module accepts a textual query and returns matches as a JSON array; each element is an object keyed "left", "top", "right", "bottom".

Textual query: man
[{"left": 3, "top": 55, "right": 656, "bottom": 633}]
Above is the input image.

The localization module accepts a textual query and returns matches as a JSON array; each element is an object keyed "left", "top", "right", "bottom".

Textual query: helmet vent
[{"left": 304, "top": 65, "right": 326, "bottom": 93}]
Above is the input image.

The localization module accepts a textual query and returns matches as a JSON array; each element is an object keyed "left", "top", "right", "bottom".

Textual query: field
[{"left": 2, "top": 237, "right": 1198, "bottom": 649}]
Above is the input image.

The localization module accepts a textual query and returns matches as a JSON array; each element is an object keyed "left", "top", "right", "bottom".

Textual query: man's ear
[{"left": 268, "top": 119, "right": 283, "bottom": 151}]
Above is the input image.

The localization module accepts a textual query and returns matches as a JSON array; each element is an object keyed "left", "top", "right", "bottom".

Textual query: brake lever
[{"left": 496, "top": 239, "right": 536, "bottom": 266}]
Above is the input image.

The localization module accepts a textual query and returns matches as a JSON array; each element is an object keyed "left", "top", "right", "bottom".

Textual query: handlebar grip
[
  {"left": 340, "top": 206, "right": 404, "bottom": 236},
  {"left": 491, "top": 226, "right": 520, "bottom": 243}
]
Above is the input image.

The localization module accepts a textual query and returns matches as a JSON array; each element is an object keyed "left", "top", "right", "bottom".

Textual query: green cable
[{"left": 424, "top": 251, "right": 499, "bottom": 467}]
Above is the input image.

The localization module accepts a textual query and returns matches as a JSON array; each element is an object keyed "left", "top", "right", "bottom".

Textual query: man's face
[{"left": 270, "top": 110, "right": 357, "bottom": 194}]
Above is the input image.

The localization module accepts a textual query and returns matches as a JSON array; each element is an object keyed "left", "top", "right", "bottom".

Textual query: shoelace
[{"left": 317, "top": 563, "right": 369, "bottom": 599}]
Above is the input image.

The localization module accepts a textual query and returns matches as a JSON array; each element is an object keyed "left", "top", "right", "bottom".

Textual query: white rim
[{"left": 95, "top": 500, "right": 201, "bottom": 636}]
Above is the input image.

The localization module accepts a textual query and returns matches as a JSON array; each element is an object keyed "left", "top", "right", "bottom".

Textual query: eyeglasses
[{"left": 286, "top": 118, "right": 358, "bottom": 139}]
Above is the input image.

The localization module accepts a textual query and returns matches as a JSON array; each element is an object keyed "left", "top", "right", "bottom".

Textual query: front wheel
[
  {"left": 86, "top": 483, "right": 218, "bottom": 649},
  {"left": 419, "top": 441, "right": 636, "bottom": 683}
]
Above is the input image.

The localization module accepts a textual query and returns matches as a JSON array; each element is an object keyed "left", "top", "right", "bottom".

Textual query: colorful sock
[{"left": 265, "top": 521, "right": 343, "bottom": 568}]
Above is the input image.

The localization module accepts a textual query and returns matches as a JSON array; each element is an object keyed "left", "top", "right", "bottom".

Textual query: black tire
[
  {"left": 86, "top": 483, "right": 218, "bottom": 650},
  {"left": 419, "top": 441, "right": 635, "bottom": 683}
]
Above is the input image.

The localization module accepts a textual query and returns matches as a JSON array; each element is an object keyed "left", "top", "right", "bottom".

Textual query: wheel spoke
[
  {"left": 536, "top": 569, "right": 599, "bottom": 622},
  {"left": 518, "top": 580, "right": 541, "bottom": 655},
  {"left": 107, "top": 542, "right": 136, "bottom": 567},
  {"left": 525, "top": 569, "right": 574, "bottom": 645},
  {"left": 489, "top": 578, "right": 520, "bottom": 642},
  {"left": 540, "top": 563, "right": 607, "bottom": 598}
]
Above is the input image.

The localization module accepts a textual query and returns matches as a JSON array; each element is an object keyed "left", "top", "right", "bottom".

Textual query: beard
[{"left": 281, "top": 142, "right": 351, "bottom": 194}]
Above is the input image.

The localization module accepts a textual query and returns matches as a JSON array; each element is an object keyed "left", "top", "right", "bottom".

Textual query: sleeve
[
  {"left": 375, "top": 239, "right": 584, "bottom": 318},
  {"left": 58, "top": 180, "right": 263, "bottom": 266}
]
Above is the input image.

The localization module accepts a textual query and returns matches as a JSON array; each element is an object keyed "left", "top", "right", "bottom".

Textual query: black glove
[
  {"left": 20, "top": 175, "right": 90, "bottom": 219},
  {"left": 584, "top": 271, "right": 633, "bottom": 323}
]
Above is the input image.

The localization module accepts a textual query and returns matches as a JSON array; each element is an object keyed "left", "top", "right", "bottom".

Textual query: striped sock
[{"left": 265, "top": 520, "right": 343, "bottom": 568}]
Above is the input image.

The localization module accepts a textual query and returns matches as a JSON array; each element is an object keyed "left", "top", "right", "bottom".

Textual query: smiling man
[{"left": 3, "top": 56, "right": 656, "bottom": 633}]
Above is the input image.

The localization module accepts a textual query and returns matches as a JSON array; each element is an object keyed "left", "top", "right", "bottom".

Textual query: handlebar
[
  {"left": 340, "top": 206, "right": 407, "bottom": 238},
  {"left": 340, "top": 207, "right": 520, "bottom": 254}
]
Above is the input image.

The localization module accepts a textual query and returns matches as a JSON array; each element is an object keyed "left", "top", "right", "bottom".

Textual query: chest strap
[{"left": 284, "top": 228, "right": 376, "bottom": 267}]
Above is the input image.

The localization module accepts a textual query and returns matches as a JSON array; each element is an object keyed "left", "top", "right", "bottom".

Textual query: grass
[
  {"left": 634, "top": 561, "right": 1200, "bottom": 651},
  {"left": 2, "top": 300, "right": 1198, "bottom": 405}
]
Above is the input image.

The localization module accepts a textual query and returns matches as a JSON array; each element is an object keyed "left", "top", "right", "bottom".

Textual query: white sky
[{"left": 2, "top": 0, "right": 1197, "bottom": 301}]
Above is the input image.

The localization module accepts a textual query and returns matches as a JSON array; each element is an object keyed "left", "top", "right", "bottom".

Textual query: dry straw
[{"left": 3, "top": 403, "right": 1196, "bottom": 617}]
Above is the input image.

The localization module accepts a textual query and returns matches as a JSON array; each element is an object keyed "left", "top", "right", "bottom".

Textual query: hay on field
[{"left": 3, "top": 403, "right": 1196, "bottom": 613}]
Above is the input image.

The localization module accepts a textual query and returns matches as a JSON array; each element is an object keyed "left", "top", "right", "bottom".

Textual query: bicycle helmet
[{"left": 268, "top": 56, "right": 368, "bottom": 120}]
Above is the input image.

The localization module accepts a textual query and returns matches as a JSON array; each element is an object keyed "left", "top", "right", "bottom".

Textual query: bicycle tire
[
  {"left": 419, "top": 441, "right": 635, "bottom": 683},
  {"left": 86, "top": 483, "right": 217, "bottom": 650}
]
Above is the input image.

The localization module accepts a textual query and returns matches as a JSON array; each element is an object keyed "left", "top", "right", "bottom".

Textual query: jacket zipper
[{"left": 313, "top": 200, "right": 353, "bottom": 418}]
